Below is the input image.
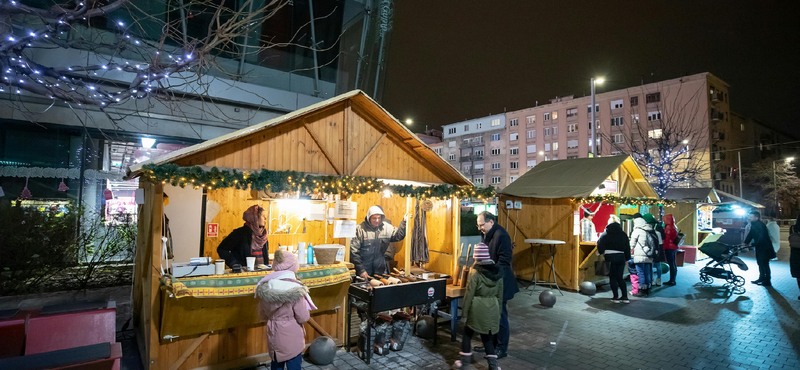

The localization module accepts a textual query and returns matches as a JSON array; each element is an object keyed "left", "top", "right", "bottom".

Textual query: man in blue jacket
[{"left": 475, "top": 211, "right": 519, "bottom": 359}]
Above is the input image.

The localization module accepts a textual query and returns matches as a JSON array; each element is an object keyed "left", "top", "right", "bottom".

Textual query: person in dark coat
[
  {"left": 476, "top": 211, "right": 518, "bottom": 359},
  {"left": 597, "top": 215, "right": 631, "bottom": 303},
  {"left": 217, "top": 205, "right": 269, "bottom": 269},
  {"left": 789, "top": 215, "right": 800, "bottom": 300},
  {"left": 744, "top": 210, "right": 776, "bottom": 286}
]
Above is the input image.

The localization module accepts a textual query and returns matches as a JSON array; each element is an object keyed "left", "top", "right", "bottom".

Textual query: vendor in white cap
[{"left": 350, "top": 205, "right": 408, "bottom": 280}]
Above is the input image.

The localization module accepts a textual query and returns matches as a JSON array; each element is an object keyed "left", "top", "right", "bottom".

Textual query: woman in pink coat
[{"left": 256, "top": 249, "right": 315, "bottom": 370}]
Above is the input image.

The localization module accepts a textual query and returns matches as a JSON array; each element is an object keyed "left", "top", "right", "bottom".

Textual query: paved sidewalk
[{"left": 264, "top": 247, "right": 799, "bottom": 370}]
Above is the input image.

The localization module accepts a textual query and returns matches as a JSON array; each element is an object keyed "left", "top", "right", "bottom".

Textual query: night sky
[{"left": 382, "top": 1, "right": 800, "bottom": 135}]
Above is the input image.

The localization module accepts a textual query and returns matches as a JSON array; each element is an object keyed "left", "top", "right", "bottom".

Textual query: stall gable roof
[
  {"left": 715, "top": 189, "right": 765, "bottom": 208},
  {"left": 663, "top": 187, "right": 720, "bottom": 203},
  {"left": 128, "top": 90, "right": 471, "bottom": 185},
  {"left": 500, "top": 155, "right": 657, "bottom": 199}
]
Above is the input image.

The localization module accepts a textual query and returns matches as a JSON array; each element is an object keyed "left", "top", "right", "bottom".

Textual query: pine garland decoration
[
  {"left": 140, "top": 163, "right": 496, "bottom": 200},
  {"left": 571, "top": 194, "right": 675, "bottom": 207}
]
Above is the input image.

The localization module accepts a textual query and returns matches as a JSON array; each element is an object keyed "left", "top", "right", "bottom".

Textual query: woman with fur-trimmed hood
[{"left": 256, "top": 249, "right": 316, "bottom": 369}]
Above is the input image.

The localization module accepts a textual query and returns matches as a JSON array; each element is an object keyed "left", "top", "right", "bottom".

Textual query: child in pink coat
[{"left": 256, "top": 249, "right": 316, "bottom": 370}]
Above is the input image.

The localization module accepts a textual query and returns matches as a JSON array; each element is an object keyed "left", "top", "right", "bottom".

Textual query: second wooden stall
[
  {"left": 497, "top": 156, "right": 662, "bottom": 291},
  {"left": 128, "top": 90, "right": 475, "bottom": 370}
]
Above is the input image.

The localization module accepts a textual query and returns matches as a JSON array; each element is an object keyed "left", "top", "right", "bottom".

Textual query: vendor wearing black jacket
[
  {"left": 477, "top": 211, "right": 518, "bottom": 359},
  {"left": 597, "top": 215, "right": 631, "bottom": 303},
  {"left": 217, "top": 205, "right": 269, "bottom": 269}
]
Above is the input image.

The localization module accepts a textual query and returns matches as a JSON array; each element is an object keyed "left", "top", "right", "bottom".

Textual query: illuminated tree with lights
[
  {"left": 0, "top": 0, "right": 331, "bottom": 132},
  {"left": 744, "top": 159, "right": 800, "bottom": 217},
  {"left": 605, "top": 84, "right": 711, "bottom": 198}
]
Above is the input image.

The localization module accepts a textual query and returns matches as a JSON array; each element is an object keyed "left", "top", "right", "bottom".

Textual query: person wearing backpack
[
  {"left": 662, "top": 214, "right": 680, "bottom": 286},
  {"left": 630, "top": 213, "right": 657, "bottom": 297},
  {"left": 643, "top": 214, "right": 665, "bottom": 286},
  {"left": 790, "top": 215, "right": 800, "bottom": 300}
]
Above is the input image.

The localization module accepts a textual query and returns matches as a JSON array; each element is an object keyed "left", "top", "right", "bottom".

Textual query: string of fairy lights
[
  {"left": 0, "top": 1, "right": 198, "bottom": 108},
  {"left": 571, "top": 194, "right": 676, "bottom": 207},
  {"left": 140, "top": 163, "right": 496, "bottom": 200}
]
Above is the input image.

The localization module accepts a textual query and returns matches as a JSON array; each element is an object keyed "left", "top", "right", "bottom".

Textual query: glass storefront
[{"left": 0, "top": 120, "right": 198, "bottom": 219}]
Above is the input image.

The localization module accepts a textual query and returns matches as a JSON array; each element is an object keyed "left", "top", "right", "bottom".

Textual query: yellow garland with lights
[
  {"left": 571, "top": 194, "right": 675, "bottom": 207},
  {"left": 140, "top": 163, "right": 496, "bottom": 200}
]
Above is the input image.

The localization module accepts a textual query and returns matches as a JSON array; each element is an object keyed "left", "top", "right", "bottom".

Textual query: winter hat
[
  {"left": 473, "top": 243, "right": 491, "bottom": 263},
  {"left": 642, "top": 213, "right": 658, "bottom": 225},
  {"left": 272, "top": 249, "right": 299, "bottom": 272},
  {"left": 632, "top": 212, "right": 643, "bottom": 219}
]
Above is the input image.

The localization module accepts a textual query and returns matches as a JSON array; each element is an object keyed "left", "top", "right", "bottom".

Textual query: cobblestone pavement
[{"left": 258, "top": 245, "right": 800, "bottom": 370}]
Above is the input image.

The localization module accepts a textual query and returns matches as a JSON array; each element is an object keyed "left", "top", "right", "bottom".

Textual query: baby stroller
[{"left": 698, "top": 241, "right": 749, "bottom": 294}]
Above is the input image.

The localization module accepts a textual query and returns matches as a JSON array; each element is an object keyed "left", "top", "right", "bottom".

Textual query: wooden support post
[
  {"left": 168, "top": 334, "right": 209, "bottom": 370},
  {"left": 451, "top": 196, "right": 460, "bottom": 277},
  {"left": 404, "top": 196, "right": 412, "bottom": 271}
]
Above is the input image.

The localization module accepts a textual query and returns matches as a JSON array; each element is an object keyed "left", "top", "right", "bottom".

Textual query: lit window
[
  {"left": 552, "top": 142, "right": 559, "bottom": 151},
  {"left": 491, "top": 119, "right": 501, "bottom": 126},
  {"left": 526, "top": 115, "right": 536, "bottom": 124},
  {"left": 568, "top": 124, "right": 577, "bottom": 132},
  {"left": 631, "top": 114, "right": 640, "bottom": 124},
  {"left": 552, "top": 111, "right": 558, "bottom": 119},
  {"left": 648, "top": 129, "right": 663, "bottom": 139}
]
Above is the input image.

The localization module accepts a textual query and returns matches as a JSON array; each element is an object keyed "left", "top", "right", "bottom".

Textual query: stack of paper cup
[{"left": 246, "top": 257, "right": 256, "bottom": 271}]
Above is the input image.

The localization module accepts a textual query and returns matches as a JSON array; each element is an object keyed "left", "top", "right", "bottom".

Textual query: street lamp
[
  {"left": 772, "top": 157, "right": 795, "bottom": 216},
  {"left": 591, "top": 77, "right": 605, "bottom": 156},
  {"left": 404, "top": 118, "right": 413, "bottom": 125}
]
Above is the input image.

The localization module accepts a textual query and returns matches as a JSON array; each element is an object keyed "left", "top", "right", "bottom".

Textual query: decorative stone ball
[
  {"left": 660, "top": 262, "right": 670, "bottom": 274},
  {"left": 415, "top": 315, "right": 436, "bottom": 339},
  {"left": 308, "top": 336, "right": 337, "bottom": 365},
  {"left": 579, "top": 281, "right": 597, "bottom": 296},
  {"left": 539, "top": 290, "right": 557, "bottom": 307}
]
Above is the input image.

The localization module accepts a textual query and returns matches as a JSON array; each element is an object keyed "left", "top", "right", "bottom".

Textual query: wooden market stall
[
  {"left": 127, "top": 90, "right": 475, "bottom": 370},
  {"left": 498, "top": 156, "right": 661, "bottom": 291},
  {"left": 657, "top": 188, "right": 721, "bottom": 247}
]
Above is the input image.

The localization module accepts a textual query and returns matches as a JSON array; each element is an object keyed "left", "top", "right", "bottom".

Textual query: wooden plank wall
[{"left": 499, "top": 196, "right": 579, "bottom": 291}]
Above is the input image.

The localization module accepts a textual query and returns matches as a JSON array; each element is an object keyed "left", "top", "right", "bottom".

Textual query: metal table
[{"left": 524, "top": 239, "right": 565, "bottom": 296}]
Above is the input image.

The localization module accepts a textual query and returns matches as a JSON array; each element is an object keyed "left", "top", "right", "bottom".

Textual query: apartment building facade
[
  {"left": 441, "top": 114, "right": 508, "bottom": 188},
  {"left": 506, "top": 72, "right": 731, "bottom": 189}
]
